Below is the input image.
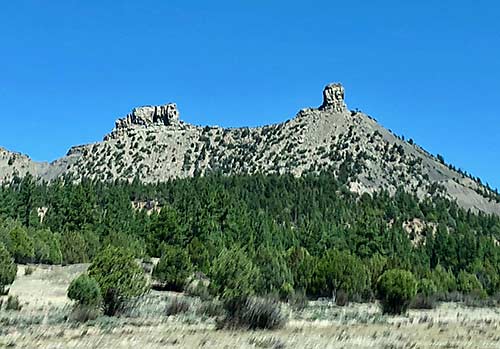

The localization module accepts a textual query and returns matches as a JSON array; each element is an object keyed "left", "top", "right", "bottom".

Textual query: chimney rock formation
[{"left": 321, "top": 83, "right": 347, "bottom": 113}]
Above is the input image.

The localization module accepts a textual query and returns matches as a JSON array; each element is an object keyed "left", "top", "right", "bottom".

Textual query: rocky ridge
[
  {"left": 0, "top": 147, "right": 49, "bottom": 183},
  {"left": 1, "top": 83, "right": 499, "bottom": 215}
]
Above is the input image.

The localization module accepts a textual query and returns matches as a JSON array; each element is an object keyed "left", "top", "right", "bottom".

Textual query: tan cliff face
[{"left": 1, "top": 83, "right": 499, "bottom": 215}]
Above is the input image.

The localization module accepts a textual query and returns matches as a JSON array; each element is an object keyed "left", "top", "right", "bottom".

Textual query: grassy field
[{"left": 0, "top": 264, "right": 499, "bottom": 348}]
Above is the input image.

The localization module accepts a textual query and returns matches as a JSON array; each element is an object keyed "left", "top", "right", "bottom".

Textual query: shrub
[
  {"left": 313, "top": 249, "right": 370, "bottom": 301},
  {"left": 88, "top": 246, "right": 149, "bottom": 316},
  {"left": 187, "top": 237, "right": 210, "bottom": 274},
  {"left": 418, "top": 278, "right": 437, "bottom": 297},
  {"left": 209, "top": 247, "right": 259, "bottom": 301},
  {"left": 0, "top": 243, "right": 17, "bottom": 295},
  {"left": 184, "top": 272, "right": 211, "bottom": 300},
  {"left": 141, "top": 257, "right": 154, "bottom": 274},
  {"left": 152, "top": 245, "right": 192, "bottom": 291},
  {"left": 366, "top": 253, "right": 388, "bottom": 290},
  {"left": 24, "top": 266, "right": 35, "bottom": 276},
  {"left": 165, "top": 296, "right": 190, "bottom": 316},
  {"left": 9, "top": 225, "right": 34, "bottom": 264},
  {"left": 220, "top": 296, "right": 287, "bottom": 330},
  {"left": 286, "top": 246, "right": 315, "bottom": 295},
  {"left": 471, "top": 261, "right": 500, "bottom": 296},
  {"left": 69, "top": 305, "right": 100, "bottom": 322},
  {"left": 287, "top": 290, "right": 308, "bottom": 311},
  {"left": 32, "top": 229, "right": 63, "bottom": 265},
  {"left": 255, "top": 246, "right": 294, "bottom": 299},
  {"left": 430, "top": 265, "right": 457, "bottom": 295},
  {"left": 67, "top": 274, "right": 102, "bottom": 307},
  {"left": 410, "top": 278, "right": 437, "bottom": 309},
  {"left": 148, "top": 206, "right": 186, "bottom": 255},
  {"left": 377, "top": 269, "right": 417, "bottom": 315},
  {"left": 6, "top": 295, "right": 22, "bottom": 311},
  {"left": 463, "top": 290, "right": 494, "bottom": 307},
  {"left": 457, "top": 271, "right": 485, "bottom": 296},
  {"left": 197, "top": 299, "right": 224, "bottom": 317},
  {"left": 60, "top": 231, "right": 88, "bottom": 265},
  {"left": 248, "top": 337, "right": 285, "bottom": 349},
  {"left": 335, "top": 289, "right": 349, "bottom": 307},
  {"left": 411, "top": 293, "right": 435, "bottom": 309}
]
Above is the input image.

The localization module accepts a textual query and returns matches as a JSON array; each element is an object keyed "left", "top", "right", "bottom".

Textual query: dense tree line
[{"left": 0, "top": 172, "right": 499, "bottom": 305}]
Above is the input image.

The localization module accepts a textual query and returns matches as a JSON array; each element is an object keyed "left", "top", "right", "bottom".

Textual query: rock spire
[{"left": 321, "top": 83, "right": 347, "bottom": 113}]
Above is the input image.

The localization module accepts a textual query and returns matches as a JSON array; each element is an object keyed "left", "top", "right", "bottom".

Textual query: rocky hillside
[
  {"left": 0, "top": 147, "right": 49, "bottom": 183},
  {"left": 1, "top": 83, "right": 499, "bottom": 215}
]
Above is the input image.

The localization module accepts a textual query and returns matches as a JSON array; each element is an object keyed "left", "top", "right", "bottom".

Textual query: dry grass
[{"left": 0, "top": 264, "right": 499, "bottom": 348}]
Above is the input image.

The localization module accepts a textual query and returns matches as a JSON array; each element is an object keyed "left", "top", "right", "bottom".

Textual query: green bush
[
  {"left": 6, "top": 295, "right": 22, "bottom": 311},
  {"left": 366, "top": 253, "right": 388, "bottom": 290},
  {"left": 418, "top": 278, "right": 437, "bottom": 296},
  {"left": 470, "top": 260, "right": 499, "bottom": 296},
  {"left": 60, "top": 231, "right": 88, "bottom": 265},
  {"left": 187, "top": 237, "right": 210, "bottom": 274},
  {"left": 209, "top": 247, "right": 259, "bottom": 301},
  {"left": 457, "top": 271, "right": 485, "bottom": 296},
  {"left": 255, "top": 246, "right": 294, "bottom": 299},
  {"left": 67, "top": 274, "right": 102, "bottom": 307},
  {"left": 101, "top": 231, "right": 146, "bottom": 258},
  {"left": 148, "top": 205, "right": 186, "bottom": 255},
  {"left": 377, "top": 269, "right": 417, "bottom": 315},
  {"left": 0, "top": 243, "right": 17, "bottom": 295},
  {"left": 313, "top": 249, "right": 370, "bottom": 301},
  {"left": 210, "top": 246, "right": 264, "bottom": 325},
  {"left": 286, "top": 246, "right": 315, "bottom": 294},
  {"left": 152, "top": 245, "right": 192, "bottom": 291},
  {"left": 9, "top": 225, "right": 34, "bottom": 264},
  {"left": 32, "top": 229, "right": 63, "bottom": 265},
  {"left": 88, "top": 246, "right": 148, "bottom": 316},
  {"left": 430, "top": 265, "right": 457, "bottom": 299},
  {"left": 411, "top": 278, "right": 437, "bottom": 309}
]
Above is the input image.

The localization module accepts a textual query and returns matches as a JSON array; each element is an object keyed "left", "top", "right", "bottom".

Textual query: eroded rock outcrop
[
  {"left": 321, "top": 83, "right": 347, "bottom": 113},
  {"left": 115, "top": 103, "right": 179, "bottom": 129}
]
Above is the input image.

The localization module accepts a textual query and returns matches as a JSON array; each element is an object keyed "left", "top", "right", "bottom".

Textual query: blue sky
[{"left": 1, "top": 1, "right": 499, "bottom": 188}]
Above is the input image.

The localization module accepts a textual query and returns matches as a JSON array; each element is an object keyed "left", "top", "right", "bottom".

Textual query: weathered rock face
[
  {"left": 115, "top": 103, "right": 179, "bottom": 129},
  {"left": 321, "top": 83, "right": 347, "bottom": 113}
]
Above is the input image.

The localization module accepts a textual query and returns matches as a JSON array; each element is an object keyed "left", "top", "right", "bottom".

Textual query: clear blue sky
[{"left": 1, "top": 1, "right": 499, "bottom": 188}]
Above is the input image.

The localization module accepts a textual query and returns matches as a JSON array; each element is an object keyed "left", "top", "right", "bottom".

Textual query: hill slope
[{"left": 1, "top": 83, "right": 499, "bottom": 214}]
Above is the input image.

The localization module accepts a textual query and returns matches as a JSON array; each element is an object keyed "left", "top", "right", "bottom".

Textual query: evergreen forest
[{"left": 1, "top": 172, "right": 499, "bottom": 309}]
